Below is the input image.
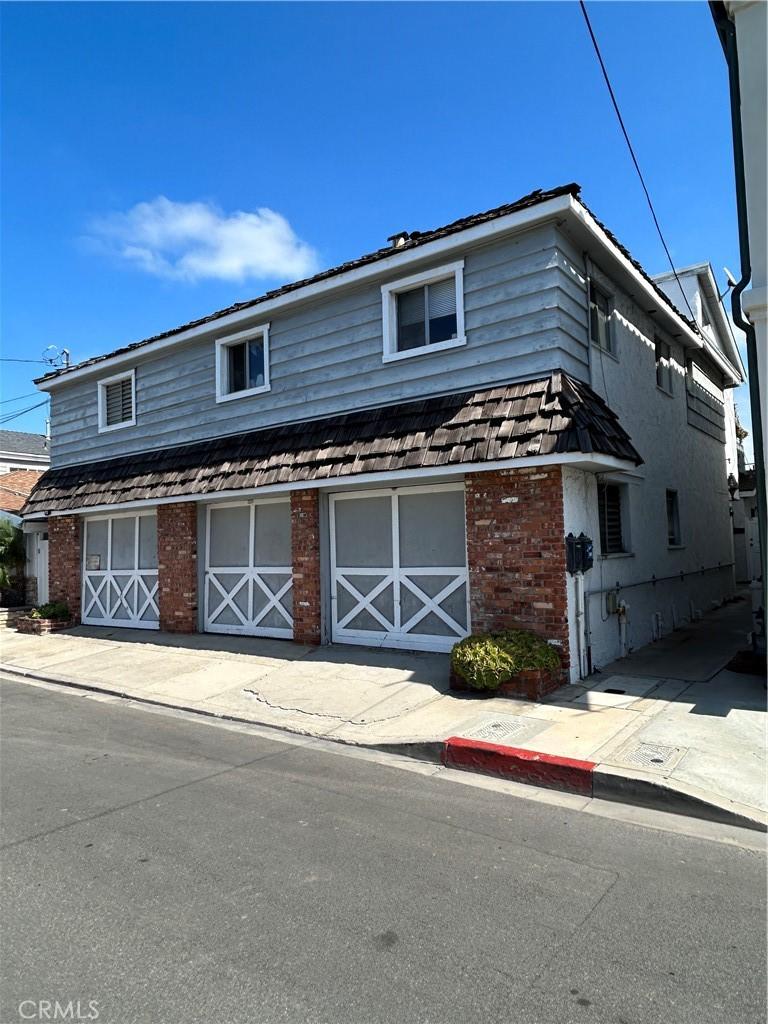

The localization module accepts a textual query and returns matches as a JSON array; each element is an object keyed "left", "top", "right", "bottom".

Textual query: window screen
[
  {"left": 598, "top": 483, "right": 624, "bottom": 554},
  {"left": 111, "top": 516, "right": 136, "bottom": 570},
  {"left": 396, "top": 277, "right": 457, "bottom": 352},
  {"left": 85, "top": 519, "right": 109, "bottom": 571},
  {"left": 104, "top": 377, "right": 133, "bottom": 426}
]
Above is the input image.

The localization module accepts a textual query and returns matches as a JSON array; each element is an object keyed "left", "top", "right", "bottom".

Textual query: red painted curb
[{"left": 443, "top": 737, "right": 596, "bottom": 796}]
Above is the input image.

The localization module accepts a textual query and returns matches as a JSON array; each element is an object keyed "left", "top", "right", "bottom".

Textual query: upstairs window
[
  {"left": 666, "top": 489, "right": 682, "bottom": 546},
  {"left": 382, "top": 262, "right": 465, "bottom": 362},
  {"left": 655, "top": 338, "right": 673, "bottom": 394},
  {"left": 597, "top": 482, "right": 627, "bottom": 555},
  {"left": 215, "top": 326, "right": 270, "bottom": 403},
  {"left": 98, "top": 370, "right": 135, "bottom": 432},
  {"left": 589, "top": 281, "right": 613, "bottom": 354}
]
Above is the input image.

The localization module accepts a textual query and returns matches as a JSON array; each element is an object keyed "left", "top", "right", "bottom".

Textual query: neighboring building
[
  {"left": 23, "top": 184, "right": 744, "bottom": 681},
  {"left": 734, "top": 464, "right": 760, "bottom": 583},
  {"left": 0, "top": 431, "right": 49, "bottom": 606},
  {"left": 0, "top": 429, "right": 49, "bottom": 474},
  {"left": 0, "top": 469, "right": 44, "bottom": 514}
]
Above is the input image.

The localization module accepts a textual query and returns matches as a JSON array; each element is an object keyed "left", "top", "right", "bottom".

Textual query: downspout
[{"left": 710, "top": 1, "right": 766, "bottom": 650}]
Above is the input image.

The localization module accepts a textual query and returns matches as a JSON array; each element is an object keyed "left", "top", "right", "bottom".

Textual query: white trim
[
  {"left": 36, "top": 195, "right": 574, "bottom": 391},
  {"left": 0, "top": 451, "right": 49, "bottom": 464},
  {"left": 214, "top": 324, "right": 271, "bottom": 403},
  {"left": 36, "top": 452, "right": 637, "bottom": 520},
  {"left": 381, "top": 260, "right": 466, "bottom": 363},
  {"left": 97, "top": 369, "right": 136, "bottom": 433}
]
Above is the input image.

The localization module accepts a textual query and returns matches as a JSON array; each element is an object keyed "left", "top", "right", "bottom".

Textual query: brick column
[
  {"left": 291, "top": 489, "right": 322, "bottom": 645},
  {"left": 48, "top": 515, "right": 82, "bottom": 621},
  {"left": 157, "top": 503, "right": 198, "bottom": 633},
  {"left": 465, "top": 467, "right": 570, "bottom": 679}
]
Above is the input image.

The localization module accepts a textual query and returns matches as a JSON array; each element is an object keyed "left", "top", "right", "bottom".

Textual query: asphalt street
[{"left": 1, "top": 676, "right": 765, "bottom": 1024}]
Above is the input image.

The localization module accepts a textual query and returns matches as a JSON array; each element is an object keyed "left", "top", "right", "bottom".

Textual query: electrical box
[{"left": 565, "top": 532, "right": 594, "bottom": 575}]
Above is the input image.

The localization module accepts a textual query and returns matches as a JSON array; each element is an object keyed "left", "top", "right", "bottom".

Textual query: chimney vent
[{"left": 387, "top": 231, "right": 410, "bottom": 249}]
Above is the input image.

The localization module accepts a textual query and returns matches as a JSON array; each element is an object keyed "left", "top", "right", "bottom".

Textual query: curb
[
  {"left": 443, "top": 737, "right": 596, "bottom": 796},
  {"left": 4, "top": 665, "right": 766, "bottom": 834},
  {"left": 442, "top": 736, "right": 767, "bottom": 833}
]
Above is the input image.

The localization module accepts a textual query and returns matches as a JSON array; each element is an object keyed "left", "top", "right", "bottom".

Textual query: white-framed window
[
  {"left": 215, "top": 325, "right": 271, "bottom": 403},
  {"left": 589, "top": 281, "right": 614, "bottom": 355},
  {"left": 666, "top": 489, "right": 682, "bottom": 546},
  {"left": 655, "top": 337, "right": 673, "bottom": 394},
  {"left": 381, "top": 261, "right": 466, "bottom": 363},
  {"left": 97, "top": 369, "right": 136, "bottom": 433},
  {"left": 597, "top": 481, "right": 629, "bottom": 555}
]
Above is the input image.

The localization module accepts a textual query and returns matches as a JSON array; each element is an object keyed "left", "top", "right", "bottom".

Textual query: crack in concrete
[{"left": 241, "top": 686, "right": 445, "bottom": 728}]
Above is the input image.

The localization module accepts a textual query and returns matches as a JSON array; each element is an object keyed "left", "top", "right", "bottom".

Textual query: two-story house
[{"left": 23, "top": 184, "right": 744, "bottom": 682}]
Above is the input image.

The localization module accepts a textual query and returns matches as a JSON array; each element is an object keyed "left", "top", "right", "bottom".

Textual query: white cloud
[{"left": 85, "top": 197, "right": 319, "bottom": 283}]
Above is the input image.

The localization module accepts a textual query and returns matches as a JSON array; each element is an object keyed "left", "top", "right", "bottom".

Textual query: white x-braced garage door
[
  {"left": 330, "top": 484, "right": 470, "bottom": 652},
  {"left": 82, "top": 512, "right": 159, "bottom": 629},
  {"left": 203, "top": 499, "right": 293, "bottom": 638}
]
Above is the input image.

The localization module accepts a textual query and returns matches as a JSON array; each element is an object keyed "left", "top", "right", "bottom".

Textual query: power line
[
  {"left": 0, "top": 358, "right": 49, "bottom": 364},
  {"left": 0, "top": 399, "right": 49, "bottom": 425},
  {"left": 578, "top": 1, "right": 702, "bottom": 332},
  {"left": 0, "top": 392, "right": 38, "bottom": 406}
]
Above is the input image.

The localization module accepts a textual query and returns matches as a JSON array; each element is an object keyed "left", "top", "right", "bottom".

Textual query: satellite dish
[
  {"left": 41, "top": 345, "right": 71, "bottom": 367},
  {"left": 723, "top": 266, "right": 739, "bottom": 288}
]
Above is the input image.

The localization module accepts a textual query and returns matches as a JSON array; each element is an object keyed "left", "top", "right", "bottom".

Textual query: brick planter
[
  {"left": 449, "top": 666, "right": 560, "bottom": 701},
  {"left": 16, "top": 616, "right": 74, "bottom": 636}
]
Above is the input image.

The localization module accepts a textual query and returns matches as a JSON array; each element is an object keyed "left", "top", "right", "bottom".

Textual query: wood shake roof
[{"left": 24, "top": 372, "right": 641, "bottom": 516}]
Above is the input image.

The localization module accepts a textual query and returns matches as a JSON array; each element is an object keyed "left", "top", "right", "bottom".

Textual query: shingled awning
[{"left": 24, "top": 372, "right": 642, "bottom": 516}]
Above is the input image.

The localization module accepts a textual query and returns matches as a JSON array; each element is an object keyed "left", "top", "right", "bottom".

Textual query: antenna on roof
[
  {"left": 720, "top": 267, "right": 738, "bottom": 301},
  {"left": 41, "top": 345, "right": 72, "bottom": 368}
]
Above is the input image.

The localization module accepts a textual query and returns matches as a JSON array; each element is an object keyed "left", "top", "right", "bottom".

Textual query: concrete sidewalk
[{"left": 2, "top": 600, "right": 765, "bottom": 828}]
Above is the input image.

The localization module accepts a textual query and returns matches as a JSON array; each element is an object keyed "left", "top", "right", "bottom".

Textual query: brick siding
[
  {"left": 291, "top": 489, "right": 322, "bottom": 645},
  {"left": 465, "top": 468, "right": 570, "bottom": 678},
  {"left": 48, "top": 515, "right": 82, "bottom": 620},
  {"left": 157, "top": 503, "right": 198, "bottom": 633}
]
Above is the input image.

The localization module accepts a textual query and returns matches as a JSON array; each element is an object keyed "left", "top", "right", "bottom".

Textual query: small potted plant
[
  {"left": 16, "top": 601, "right": 74, "bottom": 635},
  {"left": 450, "top": 628, "right": 562, "bottom": 700}
]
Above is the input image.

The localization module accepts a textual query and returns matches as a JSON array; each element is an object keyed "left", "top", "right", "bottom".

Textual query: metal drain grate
[
  {"left": 466, "top": 716, "right": 532, "bottom": 743},
  {"left": 622, "top": 742, "right": 681, "bottom": 769}
]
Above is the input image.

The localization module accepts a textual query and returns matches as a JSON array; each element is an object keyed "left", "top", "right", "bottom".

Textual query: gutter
[{"left": 710, "top": 1, "right": 766, "bottom": 642}]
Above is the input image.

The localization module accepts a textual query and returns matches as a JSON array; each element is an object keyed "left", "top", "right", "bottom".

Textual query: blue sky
[{"left": 0, "top": 1, "right": 753, "bottom": 454}]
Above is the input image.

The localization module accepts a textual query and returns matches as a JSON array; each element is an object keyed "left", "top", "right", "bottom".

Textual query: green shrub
[
  {"left": 451, "top": 629, "right": 561, "bottom": 691},
  {"left": 30, "top": 601, "right": 70, "bottom": 621},
  {"left": 0, "top": 519, "right": 24, "bottom": 589}
]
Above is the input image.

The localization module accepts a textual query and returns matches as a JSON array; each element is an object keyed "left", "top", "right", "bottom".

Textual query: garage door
[
  {"left": 203, "top": 499, "right": 293, "bottom": 638},
  {"left": 329, "top": 485, "right": 469, "bottom": 652},
  {"left": 82, "top": 512, "right": 159, "bottom": 629}
]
